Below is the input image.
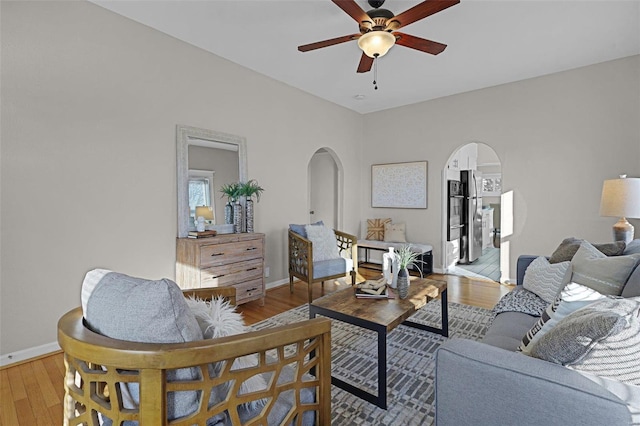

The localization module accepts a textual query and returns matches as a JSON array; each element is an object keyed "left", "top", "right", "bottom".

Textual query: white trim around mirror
[{"left": 177, "top": 125, "right": 247, "bottom": 238}]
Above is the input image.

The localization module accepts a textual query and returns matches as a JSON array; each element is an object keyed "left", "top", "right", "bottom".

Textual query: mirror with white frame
[{"left": 176, "top": 125, "right": 247, "bottom": 238}]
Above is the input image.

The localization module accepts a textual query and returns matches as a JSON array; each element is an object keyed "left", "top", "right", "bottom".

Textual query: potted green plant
[
  {"left": 238, "top": 179, "right": 264, "bottom": 202},
  {"left": 220, "top": 182, "right": 241, "bottom": 225},
  {"left": 238, "top": 180, "right": 265, "bottom": 233},
  {"left": 394, "top": 245, "right": 423, "bottom": 299}
]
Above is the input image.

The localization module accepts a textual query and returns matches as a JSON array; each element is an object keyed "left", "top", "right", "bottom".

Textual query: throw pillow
[
  {"left": 549, "top": 237, "right": 626, "bottom": 263},
  {"left": 518, "top": 282, "right": 607, "bottom": 354},
  {"left": 571, "top": 241, "right": 640, "bottom": 295},
  {"left": 625, "top": 239, "right": 640, "bottom": 255},
  {"left": 366, "top": 218, "right": 391, "bottom": 241},
  {"left": 522, "top": 256, "right": 572, "bottom": 303},
  {"left": 289, "top": 220, "right": 323, "bottom": 238},
  {"left": 383, "top": 222, "right": 407, "bottom": 243},
  {"left": 305, "top": 224, "right": 340, "bottom": 261},
  {"left": 530, "top": 297, "right": 640, "bottom": 386},
  {"left": 83, "top": 270, "right": 203, "bottom": 343},
  {"left": 185, "top": 297, "right": 267, "bottom": 410},
  {"left": 82, "top": 270, "right": 204, "bottom": 421},
  {"left": 529, "top": 306, "right": 624, "bottom": 365}
]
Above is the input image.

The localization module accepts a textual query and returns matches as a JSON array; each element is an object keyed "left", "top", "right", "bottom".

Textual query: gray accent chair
[{"left": 288, "top": 227, "right": 357, "bottom": 303}]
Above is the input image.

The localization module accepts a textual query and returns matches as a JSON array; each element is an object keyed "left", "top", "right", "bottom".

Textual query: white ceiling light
[{"left": 357, "top": 31, "right": 396, "bottom": 58}]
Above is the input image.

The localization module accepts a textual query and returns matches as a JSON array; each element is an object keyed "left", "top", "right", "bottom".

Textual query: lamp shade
[
  {"left": 195, "top": 206, "right": 214, "bottom": 221},
  {"left": 357, "top": 31, "right": 396, "bottom": 58},
  {"left": 599, "top": 177, "right": 640, "bottom": 218}
]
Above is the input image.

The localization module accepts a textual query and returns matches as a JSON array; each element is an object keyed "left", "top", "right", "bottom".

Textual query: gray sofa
[{"left": 435, "top": 253, "right": 640, "bottom": 426}]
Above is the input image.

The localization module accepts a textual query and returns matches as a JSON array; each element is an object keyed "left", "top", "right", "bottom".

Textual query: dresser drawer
[
  {"left": 235, "top": 278, "right": 264, "bottom": 304},
  {"left": 200, "top": 240, "right": 263, "bottom": 268},
  {"left": 200, "top": 258, "right": 263, "bottom": 287}
]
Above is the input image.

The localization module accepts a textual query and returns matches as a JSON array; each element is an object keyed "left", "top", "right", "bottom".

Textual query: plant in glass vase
[
  {"left": 394, "top": 245, "right": 423, "bottom": 299},
  {"left": 220, "top": 182, "right": 241, "bottom": 225},
  {"left": 238, "top": 180, "right": 264, "bottom": 233}
]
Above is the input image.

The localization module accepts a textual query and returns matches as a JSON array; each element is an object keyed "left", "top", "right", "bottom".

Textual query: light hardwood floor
[{"left": 0, "top": 272, "right": 510, "bottom": 425}]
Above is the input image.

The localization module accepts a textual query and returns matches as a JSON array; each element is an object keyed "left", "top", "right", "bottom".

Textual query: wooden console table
[{"left": 176, "top": 233, "right": 265, "bottom": 305}]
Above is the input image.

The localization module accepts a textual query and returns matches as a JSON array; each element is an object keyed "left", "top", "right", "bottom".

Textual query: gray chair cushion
[
  {"left": 312, "top": 258, "right": 348, "bottom": 280},
  {"left": 482, "top": 311, "right": 538, "bottom": 351}
]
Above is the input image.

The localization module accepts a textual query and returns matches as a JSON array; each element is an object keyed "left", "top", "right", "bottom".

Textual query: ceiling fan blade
[
  {"left": 394, "top": 32, "right": 447, "bottom": 55},
  {"left": 298, "top": 34, "right": 359, "bottom": 52},
  {"left": 332, "top": 0, "right": 372, "bottom": 26},
  {"left": 357, "top": 53, "right": 374, "bottom": 73},
  {"left": 387, "top": 0, "right": 459, "bottom": 30}
]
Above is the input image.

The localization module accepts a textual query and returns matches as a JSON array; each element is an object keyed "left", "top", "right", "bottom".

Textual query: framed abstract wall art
[{"left": 371, "top": 161, "right": 428, "bottom": 208}]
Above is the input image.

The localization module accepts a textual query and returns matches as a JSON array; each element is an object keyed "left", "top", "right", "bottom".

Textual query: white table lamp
[{"left": 599, "top": 175, "right": 640, "bottom": 243}]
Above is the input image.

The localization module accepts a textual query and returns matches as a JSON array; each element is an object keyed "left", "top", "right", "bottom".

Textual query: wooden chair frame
[
  {"left": 288, "top": 229, "right": 358, "bottom": 303},
  {"left": 57, "top": 287, "right": 332, "bottom": 425}
]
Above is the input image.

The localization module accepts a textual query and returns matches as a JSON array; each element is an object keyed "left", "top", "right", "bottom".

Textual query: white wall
[
  {"left": 0, "top": 1, "right": 363, "bottom": 357},
  {"left": 362, "top": 55, "right": 640, "bottom": 278}
]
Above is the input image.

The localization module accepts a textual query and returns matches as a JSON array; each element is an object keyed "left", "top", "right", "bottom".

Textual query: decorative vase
[
  {"left": 233, "top": 200, "right": 243, "bottom": 233},
  {"left": 383, "top": 247, "right": 399, "bottom": 288},
  {"left": 224, "top": 201, "right": 233, "bottom": 225},
  {"left": 245, "top": 199, "right": 254, "bottom": 233},
  {"left": 397, "top": 268, "right": 410, "bottom": 299}
]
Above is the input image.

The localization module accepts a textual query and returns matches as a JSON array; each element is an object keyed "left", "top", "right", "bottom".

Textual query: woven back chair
[
  {"left": 58, "top": 286, "right": 332, "bottom": 425},
  {"left": 288, "top": 229, "right": 357, "bottom": 303}
]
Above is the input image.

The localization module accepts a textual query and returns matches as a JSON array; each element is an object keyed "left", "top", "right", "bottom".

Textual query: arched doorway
[
  {"left": 442, "top": 142, "right": 503, "bottom": 282},
  {"left": 308, "top": 148, "right": 343, "bottom": 229}
]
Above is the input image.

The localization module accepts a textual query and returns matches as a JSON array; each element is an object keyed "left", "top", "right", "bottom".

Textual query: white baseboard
[
  {"left": 266, "top": 278, "right": 289, "bottom": 290},
  {"left": 1, "top": 341, "right": 61, "bottom": 367}
]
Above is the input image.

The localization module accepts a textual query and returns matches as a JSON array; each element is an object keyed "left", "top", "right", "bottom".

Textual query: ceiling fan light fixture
[{"left": 357, "top": 31, "right": 395, "bottom": 58}]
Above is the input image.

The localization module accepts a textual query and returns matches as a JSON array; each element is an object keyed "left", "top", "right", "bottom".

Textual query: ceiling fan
[{"left": 298, "top": 0, "right": 459, "bottom": 74}]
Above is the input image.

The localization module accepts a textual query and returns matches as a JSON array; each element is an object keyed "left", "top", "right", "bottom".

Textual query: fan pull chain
[{"left": 373, "top": 54, "right": 379, "bottom": 90}]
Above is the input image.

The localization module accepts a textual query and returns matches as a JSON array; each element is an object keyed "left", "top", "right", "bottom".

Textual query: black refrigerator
[{"left": 460, "top": 170, "right": 483, "bottom": 264}]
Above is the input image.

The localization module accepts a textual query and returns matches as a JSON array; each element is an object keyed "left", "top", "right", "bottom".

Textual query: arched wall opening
[{"left": 441, "top": 142, "right": 506, "bottom": 282}]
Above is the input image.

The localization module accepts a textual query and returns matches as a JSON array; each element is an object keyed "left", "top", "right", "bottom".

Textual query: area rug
[{"left": 251, "top": 300, "right": 493, "bottom": 426}]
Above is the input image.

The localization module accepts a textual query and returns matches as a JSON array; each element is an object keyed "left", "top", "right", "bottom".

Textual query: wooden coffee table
[{"left": 308, "top": 277, "right": 448, "bottom": 409}]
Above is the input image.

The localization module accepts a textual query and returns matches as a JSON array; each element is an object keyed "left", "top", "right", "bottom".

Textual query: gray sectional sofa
[{"left": 435, "top": 247, "right": 640, "bottom": 426}]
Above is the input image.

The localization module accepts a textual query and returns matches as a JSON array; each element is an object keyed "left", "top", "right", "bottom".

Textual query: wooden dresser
[{"left": 176, "top": 233, "right": 265, "bottom": 305}]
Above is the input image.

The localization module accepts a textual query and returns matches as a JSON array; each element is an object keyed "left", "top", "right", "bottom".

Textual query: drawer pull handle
[
  {"left": 210, "top": 252, "right": 224, "bottom": 257},
  {"left": 211, "top": 274, "right": 226, "bottom": 279},
  {"left": 246, "top": 247, "right": 257, "bottom": 251},
  {"left": 246, "top": 267, "right": 258, "bottom": 271},
  {"left": 246, "top": 287, "right": 257, "bottom": 292}
]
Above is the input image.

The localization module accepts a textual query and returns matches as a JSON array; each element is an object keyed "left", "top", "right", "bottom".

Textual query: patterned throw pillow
[
  {"left": 522, "top": 256, "right": 572, "bottom": 303},
  {"left": 383, "top": 222, "right": 407, "bottom": 243},
  {"left": 530, "top": 297, "right": 640, "bottom": 386},
  {"left": 305, "top": 224, "right": 340, "bottom": 262},
  {"left": 571, "top": 241, "right": 640, "bottom": 295},
  {"left": 518, "top": 282, "right": 606, "bottom": 354},
  {"left": 366, "top": 218, "right": 391, "bottom": 241}
]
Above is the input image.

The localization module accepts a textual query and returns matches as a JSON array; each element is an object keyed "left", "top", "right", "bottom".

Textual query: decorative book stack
[
  {"left": 355, "top": 278, "right": 395, "bottom": 299},
  {"left": 187, "top": 230, "right": 217, "bottom": 239}
]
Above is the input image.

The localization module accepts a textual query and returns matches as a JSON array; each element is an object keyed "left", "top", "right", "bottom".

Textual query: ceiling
[{"left": 92, "top": 0, "right": 640, "bottom": 114}]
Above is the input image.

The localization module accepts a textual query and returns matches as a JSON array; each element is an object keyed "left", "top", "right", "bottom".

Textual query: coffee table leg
[
  {"left": 377, "top": 328, "right": 387, "bottom": 409},
  {"left": 402, "top": 288, "right": 449, "bottom": 337},
  {"left": 309, "top": 305, "right": 389, "bottom": 409},
  {"left": 441, "top": 288, "right": 449, "bottom": 337}
]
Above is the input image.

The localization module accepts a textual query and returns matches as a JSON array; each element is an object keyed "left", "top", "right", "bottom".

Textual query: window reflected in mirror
[{"left": 188, "top": 170, "right": 215, "bottom": 224}]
